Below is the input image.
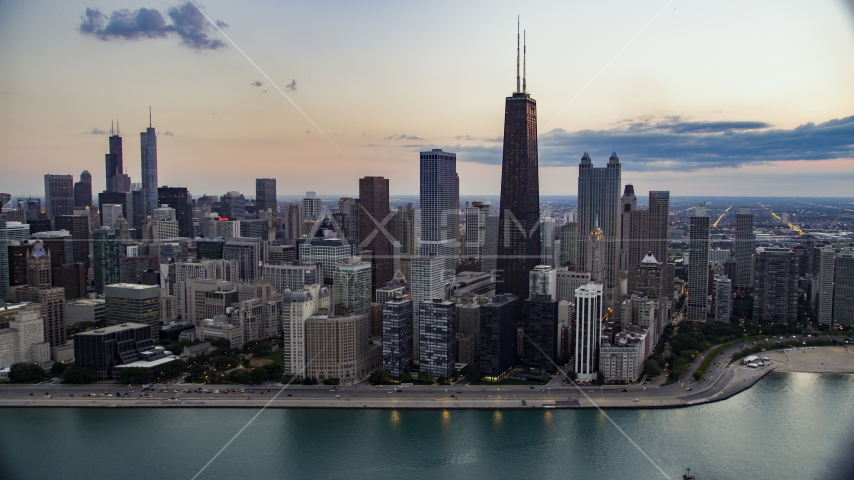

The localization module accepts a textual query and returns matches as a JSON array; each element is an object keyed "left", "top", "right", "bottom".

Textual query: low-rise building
[
  {"left": 599, "top": 324, "right": 650, "bottom": 383},
  {"left": 73, "top": 322, "right": 155, "bottom": 379},
  {"left": 304, "top": 313, "right": 380, "bottom": 384}
]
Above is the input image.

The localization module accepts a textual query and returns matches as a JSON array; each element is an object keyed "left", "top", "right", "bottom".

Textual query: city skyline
[{"left": 1, "top": 1, "right": 854, "bottom": 197}]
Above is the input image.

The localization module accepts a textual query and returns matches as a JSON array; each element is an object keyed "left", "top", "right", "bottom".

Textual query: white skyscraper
[
  {"left": 816, "top": 246, "right": 836, "bottom": 325},
  {"left": 419, "top": 149, "right": 457, "bottom": 281},
  {"left": 409, "top": 255, "right": 445, "bottom": 360}
]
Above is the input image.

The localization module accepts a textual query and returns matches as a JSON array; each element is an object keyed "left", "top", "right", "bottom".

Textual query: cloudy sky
[{"left": 1, "top": 1, "right": 853, "bottom": 198}]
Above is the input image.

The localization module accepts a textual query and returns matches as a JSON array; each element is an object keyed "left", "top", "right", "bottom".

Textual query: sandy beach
[{"left": 761, "top": 346, "right": 854, "bottom": 374}]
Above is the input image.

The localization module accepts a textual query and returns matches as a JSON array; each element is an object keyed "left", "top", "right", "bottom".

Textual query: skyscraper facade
[
  {"left": 558, "top": 213, "right": 578, "bottom": 268},
  {"left": 390, "top": 202, "right": 417, "bottom": 256},
  {"left": 479, "top": 293, "right": 519, "bottom": 380},
  {"left": 409, "top": 255, "right": 444, "bottom": 360},
  {"left": 418, "top": 299, "right": 456, "bottom": 379},
  {"left": 816, "top": 246, "right": 835, "bottom": 325},
  {"left": 73, "top": 171, "right": 92, "bottom": 207},
  {"left": 140, "top": 119, "right": 158, "bottom": 221},
  {"left": 92, "top": 228, "right": 122, "bottom": 294},
  {"left": 577, "top": 153, "right": 621, "bottom": 306},
  {"left": 574, "top": 283, "right": 602, "bottom": 381},
  {"left": 332, "top": 257, "right": 372, "bottom": 318},
  {"left": 358, "top": 177, "right": 393, "bottom": 291},
  {"left": 420, "top": 149, "right": 458, "bottom": 281},
  {"left": 463, "top": 201, "right": 490, "bottom": 263},
  {"left": 687, "top": 204, "right": 710, "bottom": 322},
  {"left": 496, "top": 35, "right": 540, "bottom": 302},
  {"left": 833, "top": 251, "right": 854, "bottom": 326},
  {"left": 735, "top": 207, "right": 755, "bottom": 289},
  {"left": 157, "top": 187, "right": 192, "bottom": 238},
  {"left": 255, "top": 178, "right": 277, "bottom": 219},
  {"left": 382, "top": 296, "right": 413, "bottom": 380},
  {"left": 753, "top": 248, "right": 798, "bottom": 324},
  {"left": 540, "top": 217, "right": 556, "bottom": 268},
  {"left": 44, "top": 174, "right": 74, "bottom": 220},
  {"left": 283, "top": 202, "right": 303, "bottom": 245},
  {"left": 1, "top": 218, "right": 30, "bottom": 301}
]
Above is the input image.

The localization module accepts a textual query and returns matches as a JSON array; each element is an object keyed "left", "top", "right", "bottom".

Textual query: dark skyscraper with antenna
[
  {"left": 105, "top": 120, "right": 123, "bottom": 188},
  {"left": 140, "top": 108, "right": 158, "bottom": 220},
  {"left": 496, "top": 18, "right": 541, "bottom": 302}
]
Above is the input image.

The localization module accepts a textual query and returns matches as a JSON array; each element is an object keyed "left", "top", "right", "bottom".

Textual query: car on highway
[
  {"left": 685, "top": 387, "right": 692, "bottom": 391},
  {"left": 632, "top": 398, "right": 639, "bottom": 402}
]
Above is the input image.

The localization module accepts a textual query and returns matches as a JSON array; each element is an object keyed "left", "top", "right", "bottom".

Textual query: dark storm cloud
[
  {"left": 421, "top": 115, "right": 854, "bottom": 171},
  {"left": 79, "top": 2, "right": 226, "bottom": 50}
]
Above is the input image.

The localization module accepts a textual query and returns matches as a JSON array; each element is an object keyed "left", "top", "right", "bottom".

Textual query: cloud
[
  {"left": 84, "top": 128, "right": 108, "bottom": 135},
  {"left": 426, "top": 115, "right": 854, "bottom": 171},
  {"left": 163, "top": 131, "right": 174, "bottom": 136},
  {"left": 453, "top": 135, "right": 503, "bottom": 142},
  {"left": 386, "top": 134, "right": 424, "bottom": 141},
  {"left": 286, "top": 79, "right": 297, "bottom": 91},
  {"left": 78, "top": 2, "right": 227, "bottom": 50},
  {"left": 250, "top": 81, "right": 263, "bottom": 87}
]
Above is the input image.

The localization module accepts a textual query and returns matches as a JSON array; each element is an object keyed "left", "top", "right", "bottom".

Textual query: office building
[
  {"left": 390, "top": 202, "right": 418, "bottom": 257},
  {"left": 833, "top": 251, "right": 854, "bottom": 326},
  {"left": 197, "top": 315, "right": 244, "bottom": 348},
  {"left": 157, "top": 187, "right": 192, "bottom": 238},
  {"left": 332, "top": 257, "right": 372, "bottom": 317},
  {"left": 752, "top": 248, "right": 799, "bottom": 324},
  {"left": 255, "top": 178, "right": 277, "bottom": 220},
  {"left": 101, "top": 204, "right": 124, "bottom": 228},
  {"left": 577, "top": 153, "right": 621, "bottom": 306},
  {"left": 103, "top": 122, "right": 129, "bottom": 192},
  {"left": 283, "top": 202, "right": 303, "bottom": 244},
  {"left": 98, "top": 191, "right": 133, "bottom": 228},
  {"left": 0, "top": 308, "right": 51, "bottom": 369},
  {"left": 304, "top": 313, "right": 380, "bottom": 384},
  {"left": 574, "top": 283, "right": 603, "bottom": 382},
  {"left": 262, "top": 263, "right": 318, "bottom": 293},
  {"left": 420, "top": 149, "right": 458, "bottom": 281},
  {"left": 152, "top": 206, "right": 180, "bottom": 242},
  {"left": 687, "top": 204, "right": 710, "bottom": 322},
  {"left": 220, "top": 191, "right": 246, "bottom": 220},
  {"left": 558, "top": 213, "right": 578, "bottom": 268},
  {"left": 418, "top": 299, "right": 456, "bottom": 379},
  {"left": 140, "top": 117, "right": 158, "bottom": 220},
  {"left": 9, "top": 284, "right": 66, "bottom": 353},
  {"left": 196, "top": 237, "right": 225, "bottom": 260},
  {"left": 53, "top": 263, "right": 86, "bottom": 300},
  {"left": 382, "top": 296, "right": 413, "bottom": 380},
  {"left": 73, "top": 322, "right": 154, "bottom": 380},
  {"left": 105, "top": 283, "right": 161, "bottom": 342},
  {"left": 479, "top": 293, "right": 518, "bottom": 380},
  {"left": 375, "top": 280, "right": 406, "bottom": 305},
  {"left": 816, "top": 246, "right": 836, "bottom": 326},
  {"left": 456, "top": 302, "right": 481, "bottom": 365},
  {"left": 44, "top": 174, "right": 74, "bottom": 220},
  {"left": 496, "top": 33, "right": 541, "bottom": 302},
  {"left": 66, "top": 298, "right": 106, "bottom": 326},
  {"left": 619, "top": 186, "right": 671, "bottom": 295},
  {"left": 482, "top": 215, "right": 499, "bottom": 275},
  {"left": 463, "top": 201, "right": 490, "bottom": 263},
  {"left": 735, "top": 207, "right": 755, "bottom": 289},
  {"left": 73, "top": 170, "right": 92, "bottom": 207},
  {"left": 26, "top": 241, "right": 51, "bottom": 287},
  {"left": 556, "top": 268, "right": 591, "bottom": 303},
  {"left": 302, "top": 191, "right": 324, "bottom": 233},
  {"left": 359, "top": 177, "right": 393, "bottom": 291},
  {"left": 447, "top": 271, "right": 495, "bottom": 299}
]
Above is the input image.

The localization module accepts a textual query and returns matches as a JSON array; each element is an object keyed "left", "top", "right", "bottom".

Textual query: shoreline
[{"left": 2, "top": 347, "right": 850, "bottom": 411}]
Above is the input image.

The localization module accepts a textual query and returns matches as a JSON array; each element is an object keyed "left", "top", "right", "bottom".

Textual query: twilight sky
[{"left": 1, "top": 0, "right": 853, "bottom": 198}]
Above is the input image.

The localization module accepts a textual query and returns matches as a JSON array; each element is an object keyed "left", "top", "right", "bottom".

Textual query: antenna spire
[
  {"left": 111, "top": 119, "right": 114, "bottom": 136},
  {"left": 149, "top": 106, "right": 152, "bottom": 128},
  {"left": 516, "top": 16, "right": 520, "bottom": 94},
  {"left": 523, "top": 29, "right": 527, "bottom": 94}
]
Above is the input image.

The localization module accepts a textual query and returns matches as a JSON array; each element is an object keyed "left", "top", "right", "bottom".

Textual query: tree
[
  {"left": 250, "top": 368, "right": 268, "bottom": 385},
  {"left": 465, "top": 364, "right": 481, "bottom": 383},
  {"left": 50, "top": 362, "right": 70, "bottom": 378},
  {"left": 9, "top": 363, "right": 46, "bottom": 383},
  {"left": 369, "top": 370, "right": 388, "bottom": 385},
  {"left": 399, "top": 370, "right": 413, "bottom": 383},
  {"left": 301, "top": 377, "right": 318, "bottom": 385},
  {"left": 417, "top": 372, "right": 435, "bottom": 384},
  {"left": 597, "top": 371, "right": 606, "bottom": 385},
  {"left": 642, "top": 360, "right": 661, "bottom": 378},
  {"left": 250, "top": 341, "right": 273, "bottom": 357},
  {"left": 118, "top": 367, "right": 149, "bottom": 385},
  {"left": 323, "top": 378, "right": 340, "bottom": 385},
  {"left": 565, "top": 370, "right": 578, "bottom": 382},
  {"left": 262, "top": 362, "right": 283, "bottom": 381},
  {"left": 154, "top": 360, "right": 186, "bottom": 381},
  {"left": 62, "top": 367, "right": 97, "bottom": 384}
]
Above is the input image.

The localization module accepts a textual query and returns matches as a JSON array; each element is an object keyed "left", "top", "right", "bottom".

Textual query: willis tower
[{"left": 496, "top": 19, "right": 540, "bottom": 301}]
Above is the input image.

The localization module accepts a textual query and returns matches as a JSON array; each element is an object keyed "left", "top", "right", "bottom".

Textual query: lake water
[{"left": 1, "top": 372, "right": 853, "bottom": 480}]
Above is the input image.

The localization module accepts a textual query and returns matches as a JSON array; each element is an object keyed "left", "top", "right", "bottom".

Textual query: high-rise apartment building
[
  {"left": 0, "top": 308, "right": 51, "bottom": 369},
  {"left": 482, "top": 215, "right": 500, "bottom": 275},
  {"left": 139, "top": 112, "right": 158, "bottom": 220},
  {"left": 283, "top": 202, "right": 304, "bottom": 244},
  {"left": 529, "top": 265, "right": 556, "bottom": 299},
  {"left": 220, "top": 191, "right": 246, "bottom": 220},
  {"left": 223, "top": 237, "right": 266, "bottom": 282},
  {"left": 332, "top": 257, "right": 372, "bottom": 318},
  {"left": 409, "top": 255, "right": 444, "bottom": 360},
  {"left": 496, "top": 36, "right": 541, "bottom": 303},
  {"left": 73, "top": 171, "right": 92, "bottom": 207},
  {"left": 359, "top": 177, "right": 393, "bottom": 291},
  {"left": 337, "top": 197, "right": 360, "bottom": 244},
  {"left": 479, "top": 293, "right": 518, "bottom": 380},
  {"left": 44, "top": 174, "right": 74, "bottom": 220},
  {"left": 577, "top": 153, "right": 621, "bottom": 306},
  {"left": 522, "top": 293, "right": 558, "bottom": 373},
  {"left": 9, "top": 284, "right": 67, "bottom": 352},
  {"left": 687, "top": 204, "right": 710, "bottom": 322},
  {"left": 833, "top": 251, "right": 854, "bottom": 326},
  {"left": 382, "top": 296, "right": 413, "bottom": 380},
  {"left": 418, "top": 299, "right": 456, "bottom": 379},
  {"left": 714, "top": 275, "right": 732, "bottom": 322},
  {"left": 540, "top": 217, "right": 556, "bottom": 268},
  {"left": 152, "top": 206, "right": 179, "bottom": 242},
  {"left": 262, "top": 263, "right": 318, "bottom": 293},
  {"left": 157, "top": 187, "right": 192, "bottom": 238},
  {"left": 816, "top": 246, "right": 835, "bottom": 325},
  {"left": 304, "top": 313, "right": 380, "bottom": 384},
  {"left": 420, "top": 149, "right": 458, "bottom": 281},
  {"left": 753, "top": 248, "right": 798, "bottom": 324},
  {"left": 735, "top": 207, "right": 755, "bottom": 288},
  {"left": 1, "top": 219, "right": 31, "bottom": 300},
  {"left": 92, "top": 228, "right": 122, "bottom": 294},
  {"left": 54, "top": 214, "right": 90, "bottom": 276},
  {"left": 298, "top": 237, "right": 356, "bottom": 283},
  {"left": 463, "top": 201, "right": 490, "bottom": 263},
  {"left": 574, "top": 283, "right": 603, "bottom": 381},
  {"left": 390, "top": 202, "right": 417, "bottom": 256},
  {"left": 281, "top": 284, "right": 327, "bottom": 377},
  {"left": 302, "top": 191, "right": 323, "bottom": 235}
]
